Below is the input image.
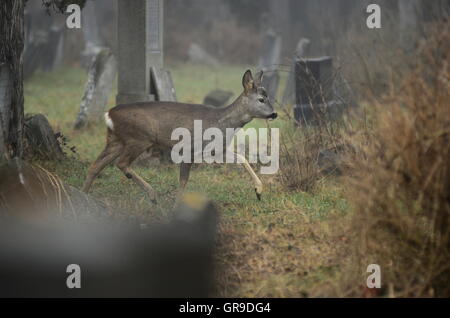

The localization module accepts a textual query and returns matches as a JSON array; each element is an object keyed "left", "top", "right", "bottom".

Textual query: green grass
[{"left": 24, "top": 64, "right": 349, "bottom": 297}]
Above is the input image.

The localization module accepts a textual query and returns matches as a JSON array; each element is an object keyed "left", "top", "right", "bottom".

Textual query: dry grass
[
  {"left": 278, "top": 104, "right": 349, "bottom": 193},
  {"left": 342, "top": 24, "right": 450, "bottom": 297},
  {"left": 215, "top": 185, "right": 351, "bottom": 297}
]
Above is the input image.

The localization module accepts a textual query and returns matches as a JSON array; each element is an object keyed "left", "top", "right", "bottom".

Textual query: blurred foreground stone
[
  {"left": 0, "top": 160, "right": 112, "bottom": 222},
  {"left": 0, "top": 161, "right": 218, "bottom": 297}
]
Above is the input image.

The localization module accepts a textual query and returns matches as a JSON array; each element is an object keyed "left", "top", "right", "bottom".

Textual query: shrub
[{"left": 345, "top": 24, "right": 450, "bottom": 297}]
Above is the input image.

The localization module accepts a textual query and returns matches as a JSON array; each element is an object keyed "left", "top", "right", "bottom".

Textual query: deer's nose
[{"left": 267, "top": 112, "right": 278, "bottom": 120}]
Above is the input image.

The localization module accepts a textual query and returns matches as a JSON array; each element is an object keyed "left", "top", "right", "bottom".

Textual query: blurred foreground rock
[
  {"left": 0, "top": 160, "right": 218, "bottom": 297},
  {"left": 0, "top": 160, "right": 112, "bottom": 222}
]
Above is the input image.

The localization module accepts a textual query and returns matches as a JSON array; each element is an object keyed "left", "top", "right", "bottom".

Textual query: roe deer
[{"left": 82, "top": 70, "right": 277, "bottom": 202}]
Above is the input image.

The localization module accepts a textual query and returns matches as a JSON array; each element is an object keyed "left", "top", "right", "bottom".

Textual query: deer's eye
[{"left": 258, "top": 98, "right": 265, "bottom": 103}]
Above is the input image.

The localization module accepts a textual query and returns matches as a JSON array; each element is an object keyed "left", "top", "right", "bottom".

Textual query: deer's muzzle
[{"left": 267, "top": 113, "right": 278, "bottom": 120}]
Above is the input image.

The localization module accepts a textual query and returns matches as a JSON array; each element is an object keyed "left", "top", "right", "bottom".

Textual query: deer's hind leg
[
  {"left": 174, "top": 162, "right": 192, "bottom": 205},
  {"left": 82, "top": 135, "right": 124, "bottom": 193},
  {"left": 115, "top": 143, "right": 158, "bottom": 203}
]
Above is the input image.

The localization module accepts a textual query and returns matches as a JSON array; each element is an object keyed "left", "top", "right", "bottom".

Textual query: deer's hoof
[{"left": 255, "top": 188, "right": 262, "bottom": 201}]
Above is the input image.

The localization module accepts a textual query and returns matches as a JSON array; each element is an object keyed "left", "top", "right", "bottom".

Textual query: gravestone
[
  {"left": 281, "top": 38, "right": 310, "bottom": 107},
  {"left": 294, "top": 57, "right": 345, "bottom": 125},
  {"left": 74, "top": 49, "right": 117, "bottom": 129},
  {"left": 117, "top": 1, "right": 176, "bottom": 165},
  {"left": 81, "top": 0, "right": 104, "bottom": 67},
  {"left": 0, "top": 166, "right": 218, "bottom": 297},
  {"left": 40, "top": 25, "right": 65, "bottom": 72},
  {"left": 258, "top": 29, "right": 282, "bottom": 102},
  {"left": 0, "top": 160, "right": 113, "bottom": 221},
  {"left": 117, "top": 0, "right": 168, "bottom": 105},
  {"left": 23, "top": 2, "right": 66, "bottom": 78},
  {"left": 203, "top": 90, "right": 233, "bottom": 107},
  {"left": 24, "top": 114, "right": 64, "bottom": 160},
  {"left": 187, "top": 43, "right": 220, "bottom": 67},
  {"left": 151, "top": 67, "right": 177, "bottom": 102}
]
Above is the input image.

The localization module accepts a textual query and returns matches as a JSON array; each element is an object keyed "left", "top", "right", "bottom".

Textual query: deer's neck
[{"left": 217, "top": 94, "right": 252, "bottom": 129}]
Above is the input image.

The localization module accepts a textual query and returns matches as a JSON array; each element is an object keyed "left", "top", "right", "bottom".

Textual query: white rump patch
[{"left": 104, "top": 112, "right": 114, "bottom": 130}]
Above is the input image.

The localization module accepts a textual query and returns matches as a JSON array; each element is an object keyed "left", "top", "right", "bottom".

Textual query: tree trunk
[{"left": 0, "top": 0, "right": 25, "bottom": 160}]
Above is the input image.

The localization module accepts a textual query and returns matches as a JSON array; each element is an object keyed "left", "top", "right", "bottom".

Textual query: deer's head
[{"left": 242, "top": 70, "right": 278, "bottom": 120}]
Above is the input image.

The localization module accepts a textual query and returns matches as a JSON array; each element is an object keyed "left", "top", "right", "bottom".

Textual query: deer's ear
[
  {"left": 254, "top": 70, "right": 264, "bottom": 87},
  {"left": 242, "top": 70, "right": 254, "bottom": 93}
]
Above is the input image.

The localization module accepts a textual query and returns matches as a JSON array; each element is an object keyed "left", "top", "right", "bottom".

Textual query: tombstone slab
[
  {"left": 281, "top": 38, "right": 310, "bottom": 107},
  {"left": 203, "top": 90, "right": 233, "bottom": 107},
  {"left": 294, "top": 57, "right": 345, "bottom": 125},
  {"left": 74, "top": 49, "right": 117, "bottom": 129},
  {"left": 151, "top": 67, "right": 177, "bottom": 102}
]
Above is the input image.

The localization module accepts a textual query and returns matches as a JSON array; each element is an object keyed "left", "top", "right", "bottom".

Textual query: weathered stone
[
  {"left": 281, "top": 38, "right": 310, "bottom": 107},
  {"left": 203, "top": 90, "right": 233, "bottom": 107},
  {"left": 151, "top": 67, "right": 177, "bottom": 102},
  {"left": 74, "top": 49, "right": 117, "bottom": 129},
  {"left": 262, "top": 72, "right": 280, "bottom": 104},
  {"left": 24, "top": 114, "right": 64, "bottom": 160},
  {"left": 116, "top": 0, "right": 164, "bottom": 104},
  {"left": 295, "top": 56, "right": 334, "bottom": 105},
  {"left": 0, "top": 183, "right": 218, "bottom": 297},
  {"left": 23, "top": 1, "right": 66, "bottom": 78},
  {"left": 0, "top": 160, "right": 113, "bottom": 221},
  {"left": 40, "top": 26, "right": 65, "bottom": 72},
  {"left": 81, "top": 0, "right": 104, "bottom": 67},
  {"left": 187, "top": 43, "right": 219, "bottom": 67},
  {"left": 294, "top": 56, "right": 346, "bottom": 125},
  {"left": 258, "top": 29, "right": 282, "bottom": 102}
]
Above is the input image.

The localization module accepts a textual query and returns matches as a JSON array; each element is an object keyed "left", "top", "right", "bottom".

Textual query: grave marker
[
  {"left": 258, "top": 29, "right": 282, "bottom": 102},
  {"left": 74, "top": 49, "right": 117, "bottom": 129},
  {"left": 116, "top": 0, "right": 167, "bottom": 104},
  {"left": 294, "top": 56, "right": 345, "bottom": 125},
  {"left": 281, "top": 38, "right": 310, "bottom": 107}
]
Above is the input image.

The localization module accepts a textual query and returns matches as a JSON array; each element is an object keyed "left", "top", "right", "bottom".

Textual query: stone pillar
[{"left": 116, "top": 0, "right": 163, "bottom": 104}]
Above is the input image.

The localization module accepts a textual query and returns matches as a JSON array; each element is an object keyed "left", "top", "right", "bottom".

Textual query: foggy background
[{"left": 24, "top": 0, "right": 449, "bottom": 69}]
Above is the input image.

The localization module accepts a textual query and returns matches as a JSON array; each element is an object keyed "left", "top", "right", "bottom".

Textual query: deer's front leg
[
  {"left": 234, "top": 153, "right": 263, "bottom": 200},
  {"left": 121, "top": 167, "right": 158, "bottom": 204}
]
